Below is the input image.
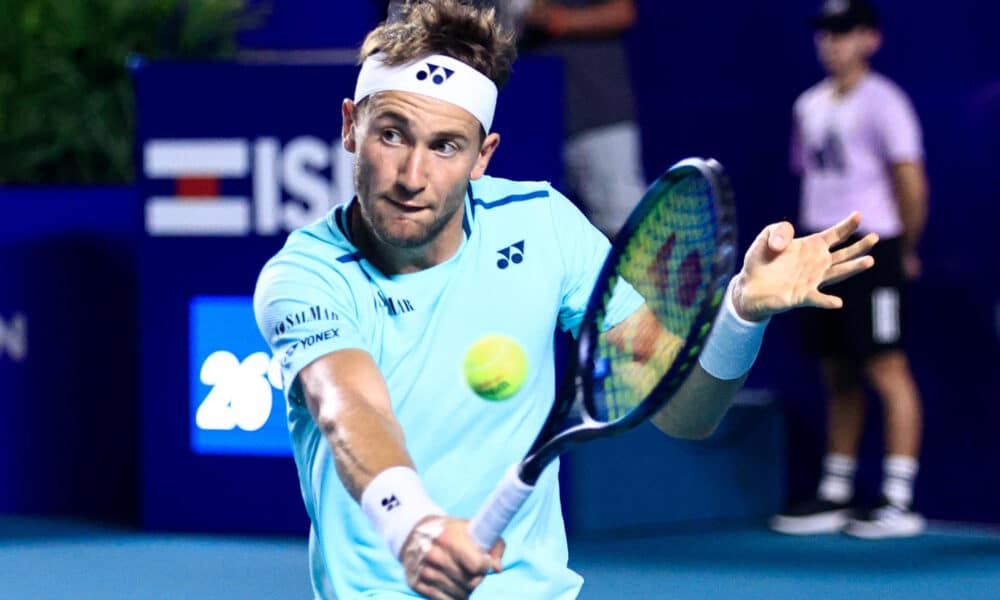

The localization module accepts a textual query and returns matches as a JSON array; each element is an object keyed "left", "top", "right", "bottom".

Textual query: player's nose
[{"left": 397, "top": 146, "right": 429, "bottom": 194}]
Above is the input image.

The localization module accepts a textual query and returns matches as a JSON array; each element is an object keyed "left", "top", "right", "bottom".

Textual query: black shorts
[{"left": 799, "top": 235, "right": 906, "bottom": 360}]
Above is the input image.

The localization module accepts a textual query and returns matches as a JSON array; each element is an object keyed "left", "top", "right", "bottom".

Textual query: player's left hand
[{"left": 732, "top": 212, "right": 878, "bottom": 322}]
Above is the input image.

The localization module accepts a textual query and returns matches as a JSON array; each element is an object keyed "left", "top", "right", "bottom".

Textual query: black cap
[{"left": 812, "top": 0, "right": 880, "bottom": 33}]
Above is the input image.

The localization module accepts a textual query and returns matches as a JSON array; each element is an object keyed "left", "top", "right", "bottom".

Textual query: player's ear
[
  {"left": 863, "top": 28, "right": 883, "bottom": 55},
  {"left": 470, "top": 132, "right": 500, "bottom": 180},
  {"left": 342, "top": 99, "right": 358, "bottom": 154}
]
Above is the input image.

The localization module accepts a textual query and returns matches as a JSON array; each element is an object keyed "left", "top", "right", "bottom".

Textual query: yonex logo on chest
[
  {"left": 497, "top": 241, "right": 525, "bottom": 269},
  {"left": 416, "top": 63, "right": 454, "bottom": 85}
]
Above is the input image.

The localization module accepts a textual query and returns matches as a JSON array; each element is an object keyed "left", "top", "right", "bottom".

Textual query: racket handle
[{"left": 468, "top": 464, "right": 534, "bottom": 550}]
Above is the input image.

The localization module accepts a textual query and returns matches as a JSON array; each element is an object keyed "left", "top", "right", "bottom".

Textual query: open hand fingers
[
  {"left": 807, "top": 290, "right": 845, "bottom": 310},
  {"left": 830, "top": 232, "right": 879, "bottom": 265},
  {"left": 819, "top": 211, "right": 863, "bottom": 248},
  {"left": 823, "top": 255, "right": 875, "bottom": 288},
  {"left": 766, "top": 221, "right": 795, "bottom": 252}
]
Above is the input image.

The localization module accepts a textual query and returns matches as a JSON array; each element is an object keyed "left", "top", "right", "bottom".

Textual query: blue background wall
[{"left": 0, "top": 189, "right": 140, "bottom": 521}]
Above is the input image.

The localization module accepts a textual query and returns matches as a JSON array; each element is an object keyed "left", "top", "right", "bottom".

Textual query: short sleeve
[
  {"left": 874, "top": 86, "right": 924, "bottom": 164},
  {"left": 253, "top": 254, "right": 367, "bottom": 403},
  {"left": 548, "top": 186, "right": 643, "bottom": 336}
]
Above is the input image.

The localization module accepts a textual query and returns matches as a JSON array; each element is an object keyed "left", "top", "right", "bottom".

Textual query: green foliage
[{"left": 0, "top": 0, "right": 252, "bottom": 184}]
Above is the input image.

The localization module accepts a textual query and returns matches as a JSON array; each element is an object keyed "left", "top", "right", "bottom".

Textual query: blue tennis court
[{"left": 4, "top": 516, "right": 998, "bottom": 599}]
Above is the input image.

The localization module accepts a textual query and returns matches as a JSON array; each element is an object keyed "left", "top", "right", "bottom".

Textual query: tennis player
[
  {"left": 253, "top": 1, "right": 877, "bottom": 597},
  {"left": 770, "top": 0, "right": 929, "bottom": 539}
]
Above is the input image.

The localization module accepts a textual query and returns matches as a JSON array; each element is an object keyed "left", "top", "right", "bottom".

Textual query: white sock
[
  {"left": 883, "top": 455, "right": 919, "bottom": 508},
  {"left": 817, "top": 453, "right": 856, "bottom": 504}
]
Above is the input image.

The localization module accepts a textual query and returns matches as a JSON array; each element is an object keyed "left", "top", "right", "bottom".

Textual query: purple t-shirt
[{"left": 791, "top": 72, "right": 923, "bottom": 236}]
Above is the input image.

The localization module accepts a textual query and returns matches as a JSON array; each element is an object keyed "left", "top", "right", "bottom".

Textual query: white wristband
[
  {"left": 698, "top": 277, "right": 770, "bottom": 380},
  {"left": 360, "top": 466, "right": 444, "bottom": 559}
]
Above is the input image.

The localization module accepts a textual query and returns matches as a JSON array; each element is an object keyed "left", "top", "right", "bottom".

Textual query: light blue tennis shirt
[{"left": 254, "top": 175, "right": 641, "bottom": 599}]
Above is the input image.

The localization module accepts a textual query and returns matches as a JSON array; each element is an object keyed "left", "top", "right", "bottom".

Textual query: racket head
[
  {"left": 577, "top": 157, "right": 736, "bottom": 430},
  {"left": 517, "top": 158, "right": 737, "bottom": 484}
]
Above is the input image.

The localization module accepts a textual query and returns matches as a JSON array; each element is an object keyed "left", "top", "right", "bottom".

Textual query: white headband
[{"left": 354, "top": 53, "right": 498, "bottom": 132}]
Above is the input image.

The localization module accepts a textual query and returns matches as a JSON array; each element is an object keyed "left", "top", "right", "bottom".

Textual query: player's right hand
[{"left": 400, "top": 515, "right": 505, "bottom": 600}]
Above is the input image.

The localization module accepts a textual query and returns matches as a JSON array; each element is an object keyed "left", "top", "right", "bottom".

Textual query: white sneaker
[
  {"left": 844, "top": 499, "right": 925, "bottom": 539},
  {"left": 769, "top": 498, "right": 853, "bottom": 535}
]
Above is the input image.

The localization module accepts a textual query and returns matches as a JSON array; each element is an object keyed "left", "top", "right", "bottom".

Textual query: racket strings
[{"left": 592, "top": 176, "right": 718, "bottom": 422}]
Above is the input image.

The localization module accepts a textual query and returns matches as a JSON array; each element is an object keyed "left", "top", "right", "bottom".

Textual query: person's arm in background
[
  {"left": 525, "top": 0, "right": 636, "bottom": 38},
  {"left": 891, "top": 161, "right": 929, "bottom": 279},
  {"left": 877, "top": 86, "right": 928, "bottom": 280}
]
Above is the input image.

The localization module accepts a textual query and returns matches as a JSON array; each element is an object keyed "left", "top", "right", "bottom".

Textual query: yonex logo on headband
[
  {"left": 354, "top": 53, "right": 498, "bottom": 132},
  {"left": 416, "top": 63, "right": 454, "bottom": 85}
]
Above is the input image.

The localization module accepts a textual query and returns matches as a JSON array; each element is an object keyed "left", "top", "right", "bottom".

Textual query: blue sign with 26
[{"left": 189, "top": 296, "right": 291, "bottom": 456}]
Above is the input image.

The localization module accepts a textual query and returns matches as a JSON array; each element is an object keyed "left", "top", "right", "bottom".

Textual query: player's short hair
[{"left": 360, "top": 0, "right": 517, "bottom": 90}]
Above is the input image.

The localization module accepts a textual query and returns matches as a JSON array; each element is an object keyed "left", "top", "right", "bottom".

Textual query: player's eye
[
  {"left": 434, "top": 140, "right": 460, "bottom": 156},
  {"left": 381, "top": 129, "right": 404, "bottom": 145}
]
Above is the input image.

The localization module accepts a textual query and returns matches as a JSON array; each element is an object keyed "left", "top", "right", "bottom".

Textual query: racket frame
[{"left": 519, "top": 158, "right": 737, "bottom": 484}]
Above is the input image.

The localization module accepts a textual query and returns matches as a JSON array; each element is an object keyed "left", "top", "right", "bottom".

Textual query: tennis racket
[{"left": 468, "top": 157, "right": 738, "bottom": 549}]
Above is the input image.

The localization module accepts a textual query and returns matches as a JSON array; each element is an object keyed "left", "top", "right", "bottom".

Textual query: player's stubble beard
[{"left": 353, "top": 154, "right": 468, "bottom": 250}]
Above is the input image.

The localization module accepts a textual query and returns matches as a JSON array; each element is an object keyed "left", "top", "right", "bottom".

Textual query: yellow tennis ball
[{"left": 463, "top": 334, "right": 528, "bottom": 401}]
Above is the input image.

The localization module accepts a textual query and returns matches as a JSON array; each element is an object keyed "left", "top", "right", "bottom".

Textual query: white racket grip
[{"left": 468, "top": 465, "right": 534, "bottom": 550}]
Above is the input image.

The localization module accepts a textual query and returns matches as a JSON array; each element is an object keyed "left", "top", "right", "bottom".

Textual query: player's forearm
[
  {"left": 320, "top": 398, "right": 414, "bottom": 501},
  {"left": 300, "top": 352, "right": 446, "bottom": 563},
  {"left": 649, "top": 276, "right": 767, "bottom": 438},
  {"left": 298, "top": 351, "right": 415, "bottom": 501},
  {"left": 650, "top": 367, "right": 747, "bottom": 439},
  {"left": 892, "top": 162, "right": 928, "bottom": 252}
]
